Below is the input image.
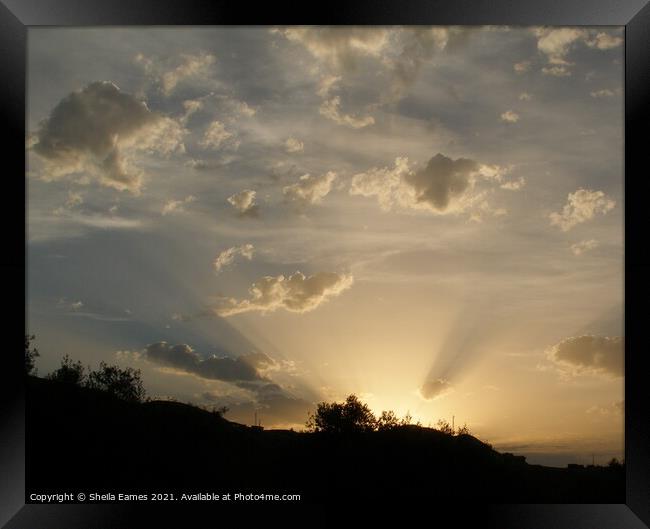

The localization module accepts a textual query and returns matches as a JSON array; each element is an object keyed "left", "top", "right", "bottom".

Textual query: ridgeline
[{"left": 26, "top": 375, "right": 624, "bottom": 502}]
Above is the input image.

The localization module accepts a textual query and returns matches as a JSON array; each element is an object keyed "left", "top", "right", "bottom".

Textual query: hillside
[{"left": 26, "top": 376, "right": 624, "bottom": 502}]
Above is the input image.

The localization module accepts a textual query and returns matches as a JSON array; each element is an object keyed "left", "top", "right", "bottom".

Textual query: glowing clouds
[
  {"left": 419, "top": 378, "right": 453, "bottom": 400},
  {"left": 350, "top": 157, "right": 413, "bottom": 211},
  {"left": 161, "top": 195, "right": 196, "bottom": 216},
  {"left": 350, "top": 154, "right": 516, "bottom": 218},
  {"left": 319, "top": 97, "right": 375, "bottom": 129},
  {"left": 570, "top": 239, "right": 599, "bottom": 256},
  {"left": 547, "top": 335, "right": 623, "bottom": 378},
  {"left": 275, "top": 27, "right": 390, "bottom": 71},
  {"left": 549, "top": 189, "right": 615, "bottom": 231},
  {"left": 284, "top": 137, "right": 304, "bottom": 153},
  {"left": 535, "top": 27, "right": 588, "bottom": 66},
  {"left": 213, "top": 271, "right": 354, "bottom": 316},
  {"left": 213, "top": 244, "right": 254, "bottom": 274},
  {"left": 283, "top": 172, "right": 337, "bottom": 208},
  {"left": 29, "top": 81, "right": 185, "bottom": 193},
  {"left": 227, "top": 189, "right": 258, "bottom": 217},
  {"left": 500, "top": 110, "right": 520, "bottom": 123},
  {"left": 200, "top": 120, "right": 237, "bottom": 150},
  {"left": 135, "top": 51, "right": 216, "bottom": 96},
  {"left": 534, "top": 28, "right": 622, "bottom": 76}
]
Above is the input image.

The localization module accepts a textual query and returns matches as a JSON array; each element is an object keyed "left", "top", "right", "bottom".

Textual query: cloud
[
  {"left": 419, "top": 378, "right": 453, "bottom": 400},
  {"left": 58, "top": 213, "right": 144, "bottom": 230},
  {"left": 135, "top": 51, "right": 216, "bottom": 96},
  {"left": 275, "top": 27, "right": 390, "bottom": 72},
  {"left": 501, "top": 177, "right": 526, "bottom": 190},
  {"left": 586, "top": 400, "right": 624, "bottom": 416},
  {"left": 30, "top": 81, "right": 185, "bottom": 193},
  {"left": 284, "top": 137, "right": 304, "bottom": 153},
  {"left": 549, "top": 188, "right": 615, "bottom": 231},
  {"left": 276, "top": 28, "right": 453, "bottom": 125},
  {"left": 405, "top": 154, "right": 481, "bottom": 211},
  {"left": 283, "top": 172, "right": 337, "bottom": 209},
  {"left": 317, "top": 75, "right": 342, "bottom": 98},
  {"left": 350, "top": 154, "right": 513, "bottom": 219},
  {"left": 214, "top": 244, "right": 254, "bottom": 274},
  {"left": 542, "top": 65, "right": 571, "bottom": 77},
  {"left": 570, "top": 239, "right": 599, "bottom": 256},
  {"left": 57, "top": 298, "right": 84, "bottom": 311},
  {"left": 161, "top": 195, "right": 196, "bottom": 216},
  {"left": 500, "top": 110, "right": 520, "bottom": 123},
  {"left": 535, "top": 27, "right": 587, "bottom": 65},
  {"left": 547, "top": 335, "right": 623, "bottom": 377},
  {"left": 137, "top": 343, "right": 312, "bottom": 427},
  {"left": 227, "top": 189, "right": 259, "bottom": 217},
  {"left": 350, "top": 156, "right": 413, "bottom": 211},
  {"left": 213, "top": 271, "right": 354, "bottom": 316},
  {"left": 534, "top": 28, "right": 622, "bottom": 76},
  {"left": 513, "top": 60, "right": 531, "bottom": 73},
  {"left": 180, "top": 99, "right": 203, "bottom": 124},
  {"left": 590, "top": 89, "right": 616, "bottom": 98},
  {"left": 53, "top": 190, "right": 84, "bottom": 215},
  {"left": 199, "top": 120, "right": 238, "bottom": 150},
  {"left": 142, "top": 341, "right": 276, "bottom": 383},
  {"left": 586, "top": 32, "right": 623, "bottom": 50},
  {"left": 319, "top": 97, "right": 375, "bottom": 129},
  {"left": 382, "top": 27, "right": 450, "bottom": 101}
]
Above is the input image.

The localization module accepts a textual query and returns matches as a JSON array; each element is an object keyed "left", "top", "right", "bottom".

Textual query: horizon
[{"left": 26, "top": 26, "right": 624, "bottom": 468}]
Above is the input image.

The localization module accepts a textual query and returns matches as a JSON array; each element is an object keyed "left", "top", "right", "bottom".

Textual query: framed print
[{"left": 2, "top": 0, "right": 650, "bottom": 526}]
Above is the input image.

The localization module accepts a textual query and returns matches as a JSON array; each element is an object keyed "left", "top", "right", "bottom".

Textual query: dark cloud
[
  {"left": 143, "top": 341, "right": 275, "bottom": 383},
  {"left": 30, "top": 81, "right": 185, "bottom": 193},
  {"left": 419, "top": 378, "right": 453, "bottom": 400},
  {"left": 404, "top": 153, "right": 478, "bottom": 211},
  {"left": 350, "top": 154, "right": 513, "bottom": 219},
  {"left": 547, "top": 335, "right": 623, "bottom": 377}
]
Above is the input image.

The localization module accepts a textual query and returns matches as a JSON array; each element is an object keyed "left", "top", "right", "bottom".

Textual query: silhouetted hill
[{"left": 26, "top": 376, "right": 624, "bottom": 502}]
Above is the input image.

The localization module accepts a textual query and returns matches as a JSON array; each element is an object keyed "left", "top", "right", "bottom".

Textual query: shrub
[
  {"left": 47, "top": 354, "right": 85, "bottom": 386},
  {"left": 25, "top": 334, "right": 40, "bottom": 375},
  {"left": 436, "top": 419, "right": 455, "bottom": 435},
  {"left": 86, "top": 361, "right": 146, "bottom": 402}
]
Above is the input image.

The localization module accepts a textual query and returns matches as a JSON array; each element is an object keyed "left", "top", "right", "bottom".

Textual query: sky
[{"left": 26, "top": 26, "right": 624, "bottom": 467}]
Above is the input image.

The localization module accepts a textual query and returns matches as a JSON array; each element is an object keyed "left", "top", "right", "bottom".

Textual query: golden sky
[{"left": 27, "top": 26, "right": 623, "bottom": 466}]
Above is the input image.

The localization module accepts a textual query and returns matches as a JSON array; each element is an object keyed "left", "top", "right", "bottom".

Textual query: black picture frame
[{"left": 2, "top": 1, "right": 649, "bottom": 526}]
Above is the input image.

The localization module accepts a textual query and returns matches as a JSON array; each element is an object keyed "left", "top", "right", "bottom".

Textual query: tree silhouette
[
  {"left": 86, "top": 361, "right": 146, "bottom": 402},
  {"left": 377, "top": 410, "right": 401, "bottom": 431},
  {"left": 306, "top": 394, "right": 377, "bottom": 433},
  {"left": 608, "top": 457, "right": 623, "bottom": 469},
  {"left": 25, "top": 334, "right": 40, "bottom": 375},
  {"left": 47, "top": 354, "right": 85, "bottom": 385}
]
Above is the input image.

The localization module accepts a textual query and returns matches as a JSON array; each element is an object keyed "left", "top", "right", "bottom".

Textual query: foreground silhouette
[{"left": 26, "top": 374, "right": 624, "bottom": 502}]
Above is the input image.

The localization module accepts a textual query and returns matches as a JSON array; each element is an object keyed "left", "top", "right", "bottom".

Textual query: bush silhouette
[
  {"left": 86, "top": 361, "right": 146, "bottom": 402},
  {"left": 306, "top": 394, "right": 377, "bottom": 433},
  {"left": 25, "top": 334, "right": 40, "bottom": 375},
  {"left": 456, "top": 423, "right": 471, "bottom": 435},
  {"left": 436, "top": 419, "right": 455, "bottom": 435},
  {"left": 47, "top": 354, "right": 85, "bottom": 385},
  {"left": 377, "top": 410, "right": 401, "bottom": 431}
]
